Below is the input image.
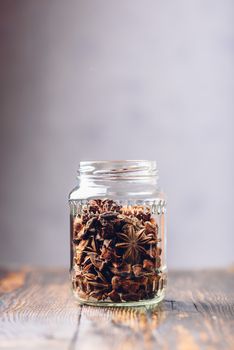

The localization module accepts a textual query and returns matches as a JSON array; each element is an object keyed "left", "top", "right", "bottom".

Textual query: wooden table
[{"left": 0, "top": 268, "right": 233, "bottom": 350}]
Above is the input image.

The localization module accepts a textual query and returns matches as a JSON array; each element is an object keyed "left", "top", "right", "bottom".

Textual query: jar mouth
[{"left": 78, "top": 160, "right": 158, "bottom": 180}]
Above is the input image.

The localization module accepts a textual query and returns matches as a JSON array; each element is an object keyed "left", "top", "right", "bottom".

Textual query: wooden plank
[
  {"left": 0, "top": 268, "right": 233, "bottom": 350},
  {"left": 153, "top": 270, "right": 234, "bottom": 350},
  {"left": 0, "top": 267, "right": 81, "bottom": 350},
  {"left": 73, "top": 270, "right": 234, "bottom": 350}
]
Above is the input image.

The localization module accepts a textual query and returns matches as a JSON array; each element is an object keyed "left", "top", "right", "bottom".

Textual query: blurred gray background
[{"left": 0, "top": 0, "right": 233, "bottom": 269}]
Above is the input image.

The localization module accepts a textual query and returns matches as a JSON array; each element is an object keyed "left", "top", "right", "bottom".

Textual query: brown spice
[{"left": 71, "top": 199, "right": 163, "bottom": 303}]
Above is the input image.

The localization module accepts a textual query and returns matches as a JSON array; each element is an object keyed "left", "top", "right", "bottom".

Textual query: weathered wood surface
[{"left": 0, "top": 268, "right": 233, "bottom": 350}]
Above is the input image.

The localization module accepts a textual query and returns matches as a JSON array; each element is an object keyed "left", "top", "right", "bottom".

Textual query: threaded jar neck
[{"left": 77, "top": 160, "right": 159, "bottom": 182}]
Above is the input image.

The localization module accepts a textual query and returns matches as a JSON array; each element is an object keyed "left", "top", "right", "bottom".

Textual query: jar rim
[{"left": 78, "top": 160, "right": 158, "bottom": 180}]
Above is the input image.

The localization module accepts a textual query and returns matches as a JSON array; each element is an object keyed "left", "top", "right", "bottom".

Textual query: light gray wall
[{"left": 0, "top": 0, "right": 233, "bottom": 268}]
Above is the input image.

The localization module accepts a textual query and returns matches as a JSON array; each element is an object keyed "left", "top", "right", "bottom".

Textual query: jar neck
[{"left": 77, "top": 160, "right": 159, "bottom": 187}]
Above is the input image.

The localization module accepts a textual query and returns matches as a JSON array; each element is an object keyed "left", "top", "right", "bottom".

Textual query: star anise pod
[
  {"left": 74, "top": 239, "right": 90, "bottom": 264},
  {"left": 100, "top": 245, "right": 120, "bottom": 261},
  {"left": 83, "top": 237, "right": 106, "bottom": 270},
  {"left": 146, "top": 246, "right": 162, "bottom": 259},
  {"left": 73, "top": 216, "right": 83, "bottom": 236},
  {"left": 143, "top": 259, "right": 155, "bottom": 271},
  {"left": 101, "top": 199, "right": 122, "bottom": 212},
  {"left": 89, "top": 254, "right": 106, "bottom": 270},
  {"left": 110, "top": 262, "right": 132, "bottom": 276},
  {"left": 100, "top": 211, "right": 118, "bottom": 219},
  {"left": 84, "top": 236, "right": 99, "bottom": 255},
  {"left": 120, "top": 205, "right": 151, "bottom": 222},
  {"left": 132, "top": 264, "right": 144, "bottom": 277},
  {"left": 86, "top": 271, "right": 112, "bottom": 300},
  {"left": 100, "top": 221, "right": 115, "bottom": 239},
  {"left": 87, "top": 200, "right": 101, "bottom": 214},
  {"left": 107, "top": 290, "right": 121, "bottom": 302},
  {"left": 116, "top": 225, "right": 154, "bottom": 263},
  {"left": 121, "top": 293, "right": 140, "bottom": 302},
  {"left": 145, "top": 221, "right": 158, "bottom": 237}
]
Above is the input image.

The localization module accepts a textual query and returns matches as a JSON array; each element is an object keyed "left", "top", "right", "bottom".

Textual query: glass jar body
[{"left": 69, "top": 161, "right": 167, "bottom": 306}]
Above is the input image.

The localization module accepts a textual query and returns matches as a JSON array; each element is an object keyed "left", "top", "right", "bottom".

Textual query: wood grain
[{"left": 0, "top": 268, "right": 233, "bottom": 350}]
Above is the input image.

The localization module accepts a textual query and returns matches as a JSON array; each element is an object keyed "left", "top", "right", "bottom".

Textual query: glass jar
[{"left": 69, "top": 160, "right": 167, "bottom": 306}]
